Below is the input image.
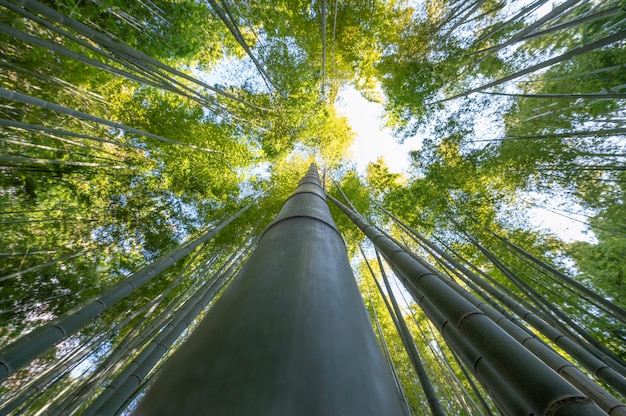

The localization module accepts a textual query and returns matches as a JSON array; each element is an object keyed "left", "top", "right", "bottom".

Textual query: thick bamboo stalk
[
  {"left": 0, "top": 202, "right": 252, "bottom": 382},
  {"left": 0, "top": 304, "right": 149, "bottom": 415},
  {"left": 135, "top": 165, "right": 406, "bottom": 415},
  {"left": 329, "top": 195, "right": 605, "bottom": 416},
  {"left": 463, "top": 231, "right": 626, "bottom": 382},
  {"left": 412, "top": 234, "right": 626, "bottom": 415},
  {"left": 51, "top": 248, "right": 220, "bottom": 415}
]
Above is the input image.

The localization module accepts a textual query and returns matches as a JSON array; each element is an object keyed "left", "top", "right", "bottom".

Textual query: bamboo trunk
[
  {"left": 329, "top": 195, "right": 606, "bottom": 416},
  {"left": 135, "top": 164, "right": 406, "bottom": 415}
]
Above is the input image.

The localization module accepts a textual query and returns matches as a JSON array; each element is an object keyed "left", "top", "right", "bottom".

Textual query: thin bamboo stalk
[
  {"left": 367, "top": 248, "right": 445, "bottom": 416},
  {"left": 10, "top": 0, "right": 271, "bottom": 111},
  {"left": 0, "top": 155, "right": 130, "bottom": 170},
  {"left": 0, "top": 202, "right": 253, "bottom": 382},
  {"left": 0, "top": 88, "right": 220, "bottom": 154},
  {"left": 84, "top": 243, "right": 251, "bottom": 416},
  {"left": 432, "top": 29, "right": 626, "bottom": 105},
  {"left": 487, "top": 227, "right": 626, "bottom": 324},
  {"left": 469, "top": 0, "right": 582, "bottom": 56},
  {"left": 517, "top": 6, "right": 624, "bottom": 41},
  {"left": 368, "top": 296, "right": 413, "bottom": 416},
  {"left": 0, "top": 118, "right": 141, "bottom": 150},
  {"left": 0, "top": 250, "right": 88, "bottom": 282}
]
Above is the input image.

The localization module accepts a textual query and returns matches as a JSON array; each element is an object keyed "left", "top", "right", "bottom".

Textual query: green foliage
[
  {"left": 568, "top": 174, "right": 626, "bottom": 310},
  {"left": 1, "top": 0, "right": 625, "bottom": 412},
  {"left": 51, "top": 0, "right": 237, "bottom": 64}
]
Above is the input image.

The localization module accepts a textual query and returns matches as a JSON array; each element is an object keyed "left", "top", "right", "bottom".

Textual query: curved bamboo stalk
[
  {"left": 542, "top": 63, "right": 626, "bottom": 82},
  {"left": 496, "top": 234, "right": 625, "bottom": 326},
  {"left": 473, "top": 127, "right": 626, "bottom": 142},
  {"left": 0, "top": 21, "right": 168, "bottom": 90},
  {"left": 0, "top": 303, "right": 150, "bottom": 415},
  {"left": 480, "top": 91, "right": 626, "bottom": 99},
  {"left": 440, "top": 0, "right": 486, "bottom": 39},
  {"left": 0, "top": 0, "right": 240, "bottom": 115},
  {"left": 473, "top": 0, "right": 549, "bottom": 45},
  {"left": 448, "top": 0, "right": 575, "bottom": 84},
  {"left": 517, "top": 6, "right": 625, "bottom": 42}
]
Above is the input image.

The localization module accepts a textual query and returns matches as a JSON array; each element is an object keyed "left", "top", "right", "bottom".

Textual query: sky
[
  {"left": 335, "top": 86, "right": 417, "bottom": 174},
  {"left": 337, "top": 86, "right": 595, "bottom": 244}
]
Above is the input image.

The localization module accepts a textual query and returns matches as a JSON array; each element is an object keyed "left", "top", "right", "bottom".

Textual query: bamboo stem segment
[{"left": 135, "top": 164, "right": 406, "bottom": 415}]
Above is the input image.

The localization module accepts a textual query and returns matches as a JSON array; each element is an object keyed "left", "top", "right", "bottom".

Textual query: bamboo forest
[{"left": 1, "top": 0, "right": 625, "bottom": 414}]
